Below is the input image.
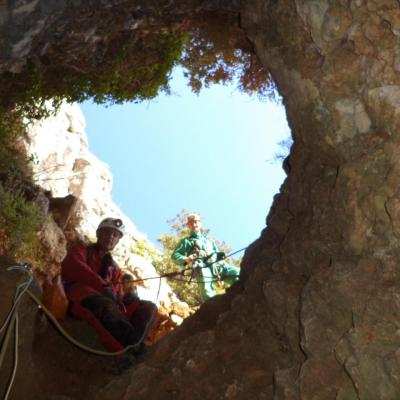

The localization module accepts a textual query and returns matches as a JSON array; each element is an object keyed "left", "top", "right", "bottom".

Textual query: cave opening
[
  {"left": 80, "top": 66, "right": 291, "bottom": 253},
  {"left": 0, "top": 6, "right": 298, "bottom": 396},
  {"left": 0, "top": 8, "right": 293, "bottom": 310},
  {"left": 78, "top": 63, "right": 291, "bottom": 309}
]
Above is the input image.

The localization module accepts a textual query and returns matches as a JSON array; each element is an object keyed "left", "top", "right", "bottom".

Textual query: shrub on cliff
[
  {"left": 2, "top": 32, "right": 186, "bottom": 116},
  {"left": 181, "top": 13, "right": 276, "bottom": 101},
  {"left": 1, "top": 13, "right": 274, "bottom": 114},
  {"left": 0, "top": 187, "right": 43, "bottom": 256},
  {"left": 0, "top": 111, "right": 45, "bottom": 261}
]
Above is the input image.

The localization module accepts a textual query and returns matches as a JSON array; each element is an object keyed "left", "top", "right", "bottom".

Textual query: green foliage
[
  {"left": 0, "top": 14, "right": 274, "bottom": 116},
  {"left": 0, "top": 15, "right": 274, "bottom": 119},
  {"left": 130, "top": 239, "right": 161, "bottom": 264},
  {"left": 0, "top": 111, "right": 33, "bottom": 187},
  {"left": 0, "top": 110, "right": 45, "bottom": 260},
  {"left": 0, "top": 110, "right": 21, "bottom": 150},
  {"left": 0, "top": 186, "right": 44, "bottom": 257},
  {"left": 4, "top": 32, "right": 187, "bottom": 119},
  {"left": 180, "top": 14, "right": 277, "bottom": 101},
  {"left": 64, "top": 32, "right": 186, "bottom": 105}
]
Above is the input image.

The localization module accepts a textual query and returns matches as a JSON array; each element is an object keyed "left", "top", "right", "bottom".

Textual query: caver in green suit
[{"left": 171, "top": 214, "right": 239, "bottom": 301}]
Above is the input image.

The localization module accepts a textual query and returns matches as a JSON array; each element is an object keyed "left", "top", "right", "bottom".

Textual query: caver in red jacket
[{"left": 61, "top": 242, "right": 157, "bottom": 352}]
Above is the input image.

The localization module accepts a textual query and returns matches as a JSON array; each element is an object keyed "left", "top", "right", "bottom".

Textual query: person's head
[
  {"left": 96, "top": 217, "right": 125, "bottom": 252},
  {"left": 186, "top": 213, "right": 202, "bottom": 234}
]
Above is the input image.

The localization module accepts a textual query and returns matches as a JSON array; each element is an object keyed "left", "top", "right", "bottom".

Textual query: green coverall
[{"left": 171, "top": 232, "right": 239, "bottom": 301}]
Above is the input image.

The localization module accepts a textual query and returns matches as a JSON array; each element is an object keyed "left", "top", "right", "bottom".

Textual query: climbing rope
[
  {"left": 225, "top": 246, "right": 248, "bottom": 258},
  {"left": 26, "top": 289, "right": 153, "bottom": 356},
  {"left": 0, "top": 263, "right": 157, "bottom": 396},
  {"left": 0, "top": 264, "right": 155, "bottom": 360},
  {"left": 0, "top": 264, "right": 32, "bottom": 400},
  {"left": 2, "top": 314, "right": 18, "bottom": 400},
  {"left": 128, "top": 246, "right": 247, "bottom": 285}
]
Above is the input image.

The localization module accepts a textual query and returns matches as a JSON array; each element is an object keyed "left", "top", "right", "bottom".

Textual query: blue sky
[{"left": 80, "top": 67, "right": 291, "bottom": 251}]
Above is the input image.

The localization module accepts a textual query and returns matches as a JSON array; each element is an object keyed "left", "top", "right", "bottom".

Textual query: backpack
[{"left": 42, "top": 274, "right": 69, "bottom": 320}]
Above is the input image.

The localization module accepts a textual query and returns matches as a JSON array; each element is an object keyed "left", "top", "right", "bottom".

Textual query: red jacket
[{"left": 61, "top": 242, "right": 123, "bottom": 304}]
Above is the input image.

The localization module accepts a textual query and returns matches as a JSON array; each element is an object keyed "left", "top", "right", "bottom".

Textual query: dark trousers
[{"left": 80, "top": 294, "right": 157, "bottom": 349}]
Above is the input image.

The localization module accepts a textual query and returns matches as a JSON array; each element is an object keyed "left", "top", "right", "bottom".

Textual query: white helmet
[{"left": 97, "top": 218, "right": 125, "bottom": 236}]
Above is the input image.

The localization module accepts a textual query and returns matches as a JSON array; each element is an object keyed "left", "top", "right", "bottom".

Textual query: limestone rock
[
  {"left": 19, "top": 101, "right": 190, "bottom": 342},
  {"left": 48, "top": 194, "right": 79, "bottom": 231},
  {"left": 37, "top": 217, "right": 67, "bottom": 276}
]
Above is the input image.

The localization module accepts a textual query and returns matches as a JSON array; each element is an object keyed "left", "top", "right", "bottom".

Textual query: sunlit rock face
[
  {"left": 2, "top": 0, "right": 400, "bottom": 399},
  {"left": 20, "top": 101, "right": 190, "bottom": 334},
  {"left": 22, "top": 102, "right": 143, "bottom": 242}
]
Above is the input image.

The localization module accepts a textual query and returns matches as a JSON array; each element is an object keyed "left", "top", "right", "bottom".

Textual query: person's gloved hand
[
  {"left": 185, "top": 254, "right": 196, "bottom": 266},
  {"left": 216, "top": 252, "right": 226, "bottom": 261},
  {"left": 102, "top": 286, "right": 116, "bottom": 302}
]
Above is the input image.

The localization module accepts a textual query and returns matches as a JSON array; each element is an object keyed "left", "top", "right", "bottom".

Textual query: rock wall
[
  {"left": 238, "top": 2, "right": 400, "bottom": 398},
  {"left": 2, "top": 1, "right": 400, "bottom": 399}
]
